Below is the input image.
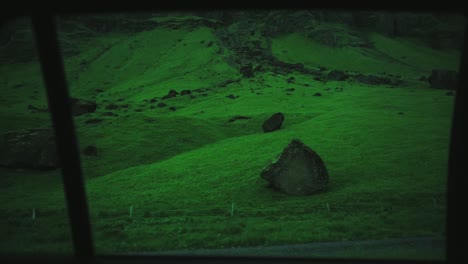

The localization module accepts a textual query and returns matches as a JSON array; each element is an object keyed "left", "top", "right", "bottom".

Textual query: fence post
[{"left": 129, "top": 205, "right": 133, "bottom": 217}]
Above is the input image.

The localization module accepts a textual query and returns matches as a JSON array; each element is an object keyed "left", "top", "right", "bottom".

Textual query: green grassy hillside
[{"left": 0, "top": 13, "right": 461, "bottom": 259}]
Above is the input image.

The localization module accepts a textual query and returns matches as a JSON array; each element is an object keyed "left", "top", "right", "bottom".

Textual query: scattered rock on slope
[
  {"left": 228, "top": 115, "right": 251, "bottom": 122},
  {"left": 352, "top": 74, "right": 396, "bottom": 86},
  {"left": 327, "top": 70, "right": 349, "bottom": 81},
  {"left": 261, "top": 139, "right": 329, "bottom": 195},
  {"left": 70, "top": 97, "right": 97, "bottom": 116},
  {"left": 180, "top": 90, "right": 192, "bottom": 96},
  {"left": 240, "top": 64, "right": 254, "bottom": 78},
  {"left": 0, "top": 128, "right": 60, "bottom": 169},
  {"left": 162, "top": 90, "right": 179, "bottom": 100},
  {"left": 262, "top": 112, "right": 285, "bottom": 133}
]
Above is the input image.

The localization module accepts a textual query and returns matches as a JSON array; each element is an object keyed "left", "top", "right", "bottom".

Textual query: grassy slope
[
  {"left": 272, "top": 32, "right": 460, "bottom": 78},
  {"left": 0, "top": 17, "right": 459, "bottom": 257}
]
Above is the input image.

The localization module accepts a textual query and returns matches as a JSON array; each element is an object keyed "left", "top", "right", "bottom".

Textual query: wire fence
[{"left": 0, "top": 197, "right": 446, "bottom": 222}]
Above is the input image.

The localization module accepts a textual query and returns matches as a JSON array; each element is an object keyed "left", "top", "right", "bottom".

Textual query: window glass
[
  {"left": 0, "top": 17, "right": 72, "bottom": 254},
  {"left": 57, "top": 11, "right": 464, "bottom": 259}
]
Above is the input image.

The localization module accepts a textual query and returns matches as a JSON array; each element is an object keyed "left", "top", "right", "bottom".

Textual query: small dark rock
[
  {"left": 181, "top": 90, "right": 192, "bottom": 96},
  {"left": 105, "top": 104, "right": 119, "bottom": 110},
  {"left": 150, "top": 98, "right": 158, "bottom": 103},
  {"left": 228, "top": 116, "right": 251, "bottom": 123},
  {"left": 28, "top": 104, "right": 48, "bottom": 113},
  {"left": 327, "top": 70, "right": 349, "bottom": 81},
  {"left": 169, "top": 107, "right": 177, "bottom": 111},
  {"left": 70, "top": 98, "right": 97, "bottom": 116},
  {"left": 13, "top": 83, "right": 25, "bottom": 89},
  {"left": 353, "top": 74, "right": 393, "bottom": 85},
  {"left": 85, "top": 118, "right": 104, "bottom": 124},
  {"left": 240, "top": 64, "right": 254, "bottom": 78},
  {"left": 303, "top": 84, "right": 310, "bottom": 87},
  {"left": 96, "top": 89, "right": 104, "bottom": 93},
  {"left": 287, "top": 77, "right": 295, "bottom": 83},
  {"left": 398, "top": 112, "right": 405, "bottom": 115},
  {"left": 226, "top": 94, "right": 238, "bottom": 99},
  {"left": 101, "top": 112, "right": 117, "bottom": 117},
  {"left": 162, "top": 90, "right": 179, "bottom": 100},
  {"left": 193, "top": 88, "right": 205, "bottom": 93},
  {"left": 262, "top": 112, "right": 285, "bottom": 133},
  {"left": 219, "top": 79, "right": 240, "bottom": 88},
  {"left": 83, "top": 145, "right": 97, "bottom": 156},
  {"left": 314, "top": 93, "right": 322, "bottom": 96},
  {"left": 253, "top": 65, "right": 263, "bottom": 73},
  {"left": 291, "top": 63, "right": 304, "bottom": 71}
]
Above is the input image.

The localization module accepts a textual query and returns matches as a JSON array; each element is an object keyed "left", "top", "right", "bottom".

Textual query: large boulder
[
  {"left": 0, "top": 128, "right": 60, "bottom": 170},
  {"left": 261, "top": 139, "right": 329, "bottom": 195},
  {"left": 428, "top": 69, "right": 458, "bottom": 90},
  {"left": 262, "top": 112, "right": 285, "bottom": 133}
]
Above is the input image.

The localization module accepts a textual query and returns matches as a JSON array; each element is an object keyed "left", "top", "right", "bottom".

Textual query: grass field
[{"left": 0, "top": 14, "right": 461, "bottom": 258}]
